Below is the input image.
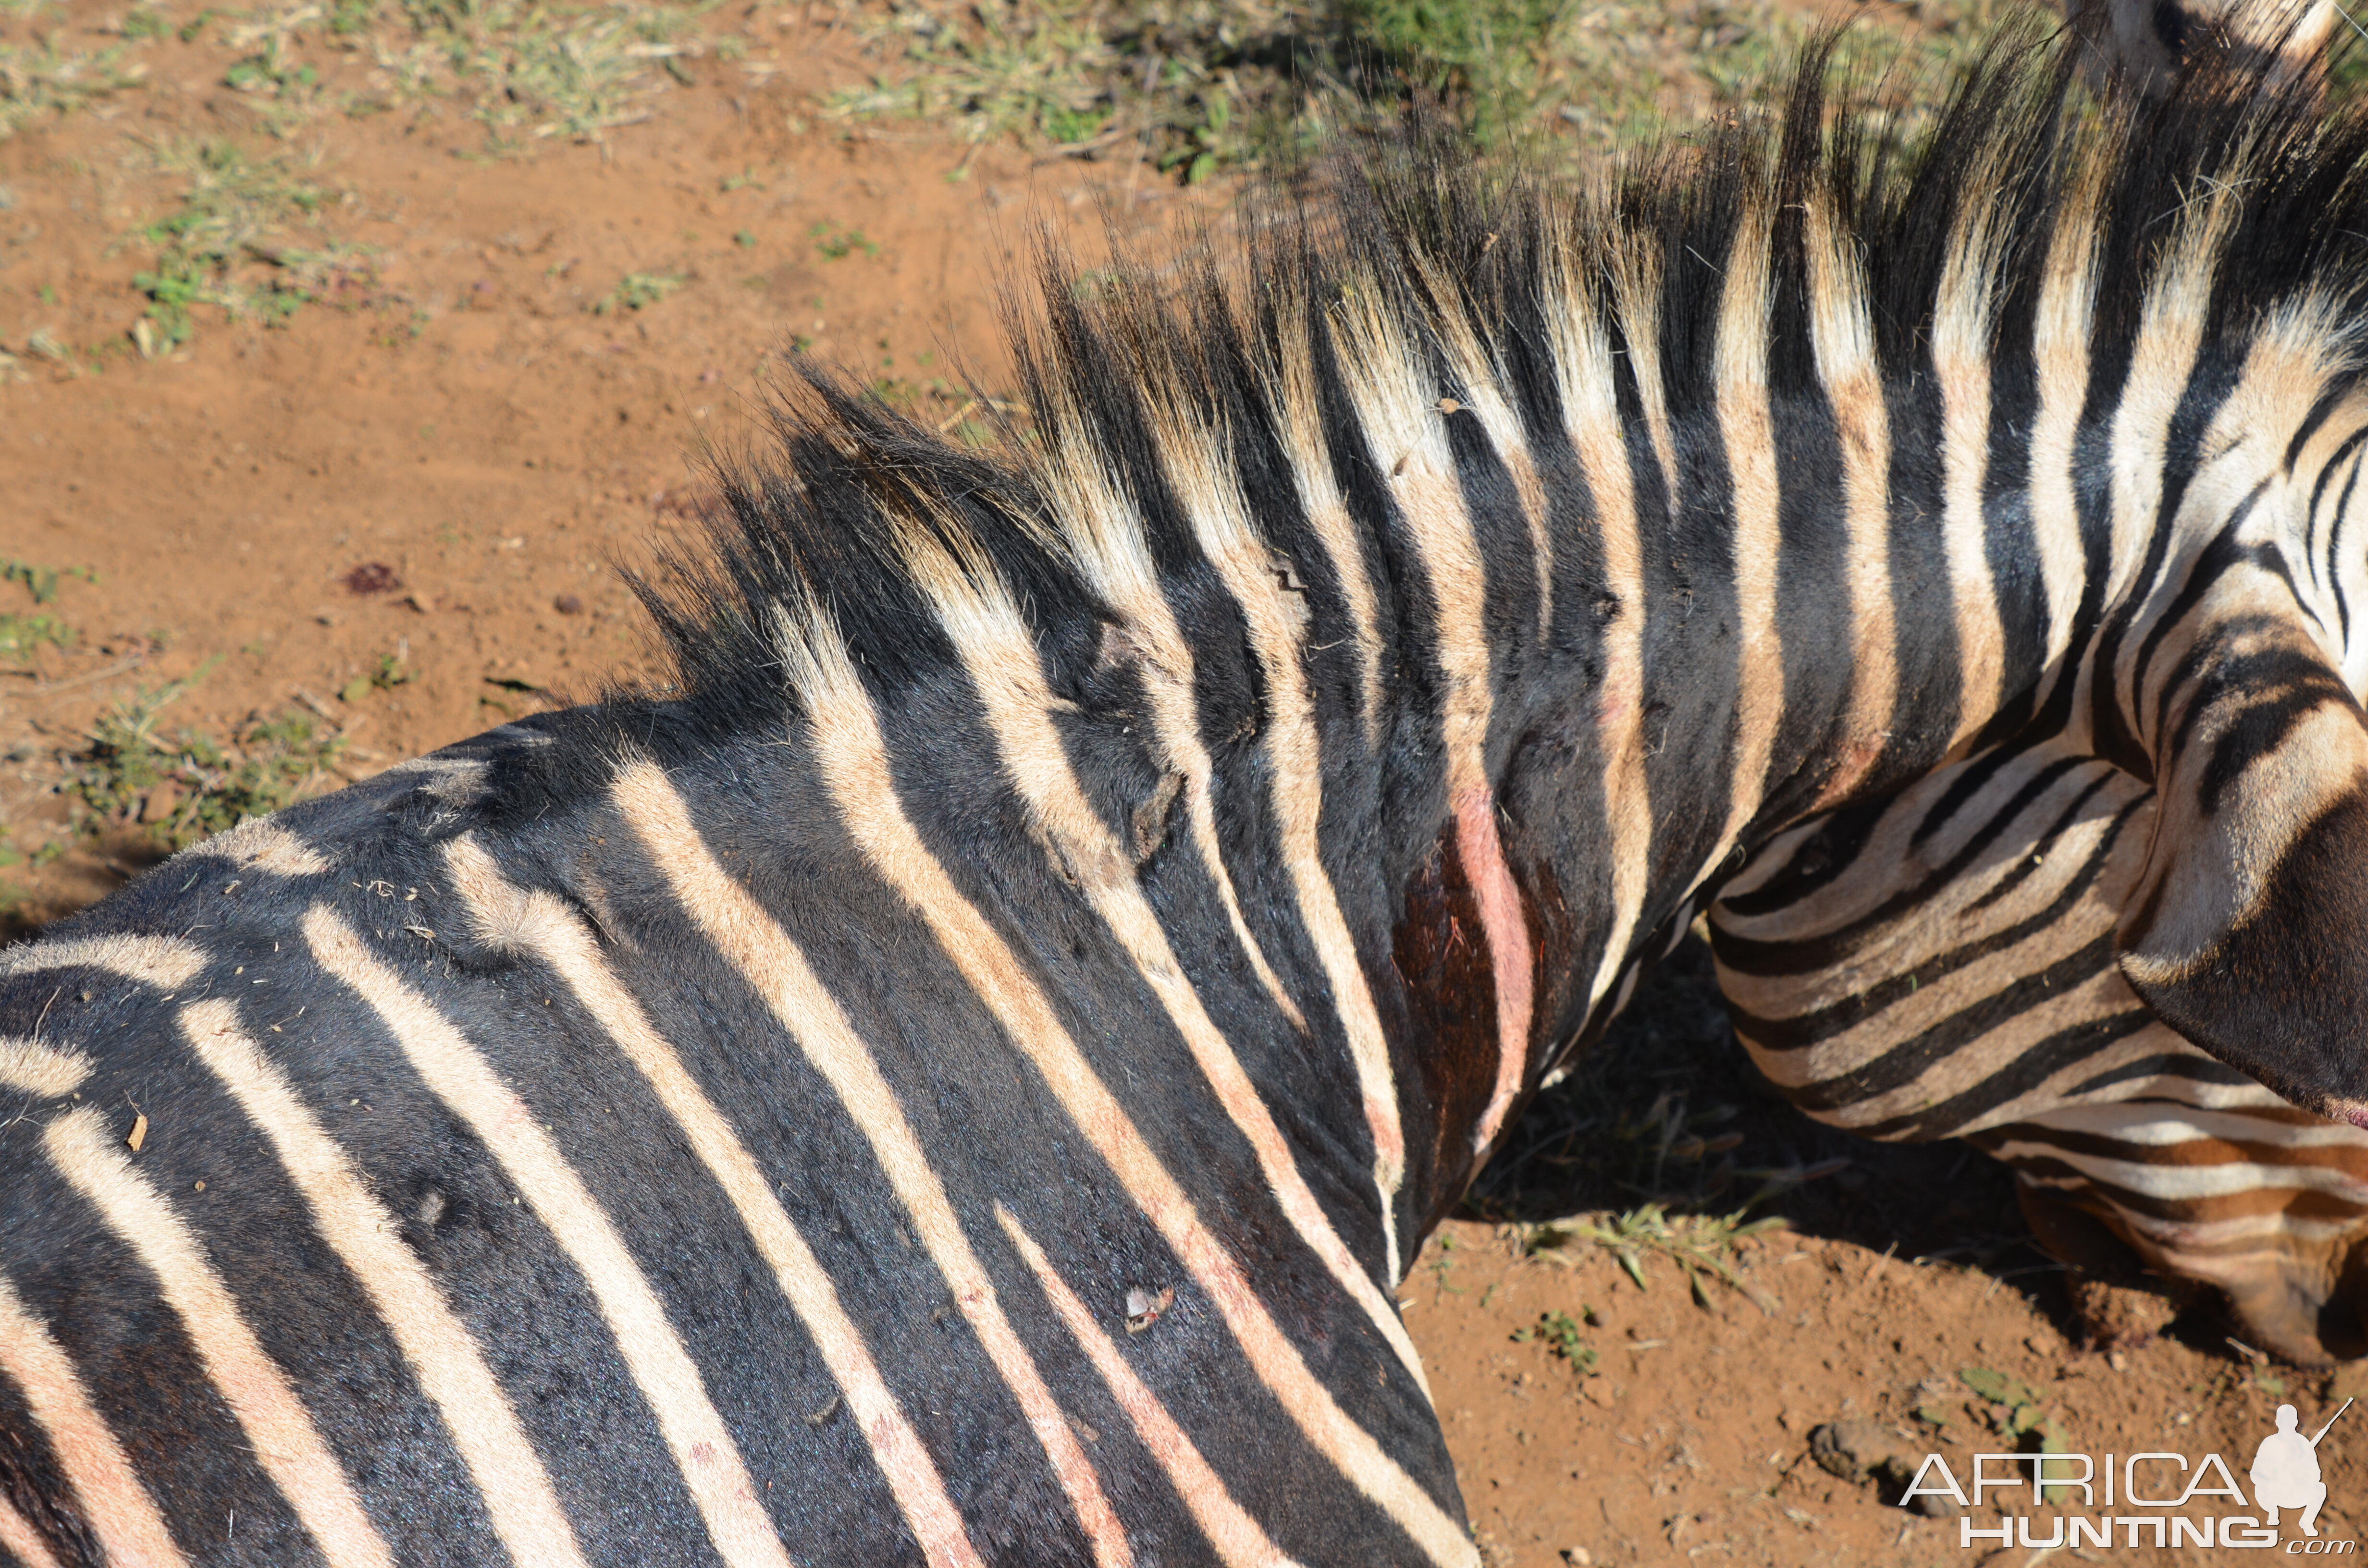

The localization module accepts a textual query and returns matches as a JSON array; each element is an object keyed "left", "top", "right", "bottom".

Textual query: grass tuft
[
  {"left": 368, "top": 0, "right": 708, "bottom": 144},
  {"left": 126, "top": 137, "right": 369, "bottom": 348},
  {"left": 592, "top": 268, "right": 685, "bottom": 313},
  {"left": 68, "top": 664, "right": 347, "bottom": 848},
  {"left": 822, "top": 0, "right": 2018, "bottom": 178},
  {"left": 1523, "top": 1202, "right": 1788, "bottom": 1313},
  {"left": 0, "top": 32, "right": 148, "bottom": 139}
]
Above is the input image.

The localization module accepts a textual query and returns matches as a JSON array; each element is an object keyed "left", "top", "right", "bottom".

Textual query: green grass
[
  {"left": 0, "top": 612, "right": 72, "bottom": 662},
  {"left": 826, "top": 0, "right": 2043, "bottom": 178},
  {"left": 1, "top": 560, "right": 96, "bottom": 604},
  {"left": 1956, "top": 1367, "right": 2074, "bottom": 1494},
  {"left": 127, "top": 138, "right": 369, "bottom": 350},
  {"left": 338, "top": 649, "right": 413, "bottom": 705},
  {"left": 0, "top": 559, "right": 92, "bottom": 663},
  {"left": 68, "top": 667, "right": 347, "bottom": 848},
  {"left": 592, "top": 269, "right": 685, "bottom": 313},
  {"left": 0, "top": 32, "right": 149, "bottom": 140},
  {"left": 1510, "top": 1306, "right": 1601, "bottom": 1374},
  {"left": 1522, "top": 1201, "right": 1788, "bottom": 1312},
  {"left": 811, "top": 221, "right": 880, "bottom": 260},
  {"left": 364, "top": 0, "right": 714, "bottom": 144}
]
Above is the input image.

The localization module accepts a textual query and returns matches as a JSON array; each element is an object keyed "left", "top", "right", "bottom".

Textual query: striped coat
[
  {"left": 1710, "top": 736, "right": 2368, "bottom": 1362},
  {"left": 10, "top": 29, "right": 2368, "bottom": 1566}
]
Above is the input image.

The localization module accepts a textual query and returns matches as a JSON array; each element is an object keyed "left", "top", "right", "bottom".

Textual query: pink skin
[{"left": 1455, "top": 784, "right": 1534, "bottom": 1158}]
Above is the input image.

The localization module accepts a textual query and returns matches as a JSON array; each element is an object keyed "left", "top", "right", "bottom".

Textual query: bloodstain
[
  {"left": 1393, "top": 827, "right": 1505, "bottom": 1226},
  {"left": 344, "top": 562, "right": 403, "bottom": 596},
  {"left": 1521, "top": 858, "right": 1579, "bottom": 1048}
]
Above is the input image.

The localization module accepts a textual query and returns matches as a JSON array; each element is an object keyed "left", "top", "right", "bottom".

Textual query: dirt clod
[
  {"left": 344, "top": 563, "right": 402, "bottom": 596},
  {"left": 1809, "top": 1419, "right": 1902, "bottom": 1485},
  {"left": 1809, "top": 1420, "right": 1960, "bottom": 1518},
  {"left": 554, "top": 593, "right": 584, "bottom": 615}
]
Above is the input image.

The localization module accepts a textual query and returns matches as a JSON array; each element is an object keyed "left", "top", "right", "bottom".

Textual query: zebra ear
[{"left": 2116, "top": 626, "right": 2368, "bottom": 1126}]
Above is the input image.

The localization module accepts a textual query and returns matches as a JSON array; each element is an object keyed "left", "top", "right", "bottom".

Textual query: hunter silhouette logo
[
  {"left": 2254, "top": 1399, "right": 2351, "bottom": 1538},
  {"left": 1903, "top": 1395, "right": 2359, "bottom": 1551}
]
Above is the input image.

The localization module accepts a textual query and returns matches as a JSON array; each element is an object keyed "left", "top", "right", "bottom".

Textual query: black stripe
[
  {"left": 1853, "top": 1006, "right": 2160, "bottom": 1140},
  {"left": 1754, "top": 924, "right": 2124, "bottom": 1102},
  {"left": 1712, "top": 754, "right": 2099, "bottom": 979},
  {"left": 2063, "top": 1051, "right": 2261, "bottom": 1097}
]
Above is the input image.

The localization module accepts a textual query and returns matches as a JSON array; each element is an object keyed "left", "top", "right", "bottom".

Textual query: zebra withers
[{"left": 11, "top": 28, "right": 2368, "bottom": 1566}]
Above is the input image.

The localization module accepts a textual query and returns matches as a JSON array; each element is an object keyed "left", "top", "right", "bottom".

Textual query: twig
[{"left": 30, "top": 653, "right": 149, "bottom": 703}]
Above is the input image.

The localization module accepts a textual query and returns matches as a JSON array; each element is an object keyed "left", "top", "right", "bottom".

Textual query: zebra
[
  {"left": 8, "top": 25, "right": 2368, "bottom": 1567},
  {"left": 2058, "top": 0, "right": 2339, "bottom": 96},
  {"left": 1707, "top": 734, "right": 2368, "bottom": 1365}
]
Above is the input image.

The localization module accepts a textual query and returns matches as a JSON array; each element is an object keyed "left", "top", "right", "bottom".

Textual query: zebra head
[{"left": 2103, "top": 296, "right": 2368, "bottom": 1128}]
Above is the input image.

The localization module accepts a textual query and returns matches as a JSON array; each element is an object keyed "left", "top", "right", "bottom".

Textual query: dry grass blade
[
  {"left": 0, "top": 33, "right": 147, "bottom": 139},
  {"left": 1523, "top": 1201, "right": 1787, "bottom": 1314}
]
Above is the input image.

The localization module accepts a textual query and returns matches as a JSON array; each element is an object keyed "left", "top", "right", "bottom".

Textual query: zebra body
[
  {"left": 12, "top": 27, "right": 2368, "bottom": 1564},
  {"left": 1711, "top": 738, "right": 2368, "bottom": 1360}
]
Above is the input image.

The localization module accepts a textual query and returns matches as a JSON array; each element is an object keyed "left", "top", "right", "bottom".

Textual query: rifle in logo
[{"left": 2252, "top": 1396, "right": 2352, "bottom": 1538}]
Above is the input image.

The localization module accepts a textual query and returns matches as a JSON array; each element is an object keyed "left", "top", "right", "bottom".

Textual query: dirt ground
[{"left": 4, "top": 3, "right": 2360, "bottom": 1564}]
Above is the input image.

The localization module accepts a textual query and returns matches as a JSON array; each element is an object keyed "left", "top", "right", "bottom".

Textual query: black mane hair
[{"left": 628, "top": 13, "right": 2368, "bottom": 747}]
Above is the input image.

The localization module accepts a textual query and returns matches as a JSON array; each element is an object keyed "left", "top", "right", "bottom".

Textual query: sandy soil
[{"left": 4, "top": 5, "right": 2357, "bottom": 1564}]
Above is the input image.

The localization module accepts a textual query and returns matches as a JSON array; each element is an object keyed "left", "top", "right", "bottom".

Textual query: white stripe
[
  {"left": 0, "top": 1492, "right": 62, "bottom": 1568},
  {"left": 1414, "top": 257, "right": 1554, "bottom": 640},
  {"left": 1545, "top": 246, "right": 1651, "bottom": 1016},
  {"left": 0, "top": 1039, "right": 88, "bottom": 1099},
  {"left": 1932, "top": 180, "right": 2007, "bottom": 751},
  {"left": 1701, "top": 199, "right": 1785, "bottom": 888},
  {"left": 1138, "top": 403, "right": 1411, "bottom": 1236},
  {"left": 1804, "top": 194, "right": 1897, "bottom": 795},
  {"left": 1988, "top": 1139, "right": 2368, "bottom": 1203},
  {"left": 1328, "top": 286, "right": 1534, "bottom": 1161},
  {"left": 761, "top": 624, "right": 1479, "bottom": 1568},
  {"left": 2087, "top": 163, "right": 2240, "bottom": 754},
  {"left": 442, "top": 837, "right": 986, "bottom": 1568},
  {"left": 2017, "top": 1102, "right": 2368, "bottom": 1151},
  {"left": 302, "top": 906, "right": 794, "bottom": 1568},
  {"left": 605, "top": 767, "right": 1132, "bottom": 1568},
  {"left": 2026, "top": 152, "right": 2103, "bottom": 690},
  {"left": 1033, "top": 417, "right": 1307, "bottom": 1035},
  {"left": 44, "top": 1105, "right": 392, "bottom": 1568},
  {"left": 0, "top": 935, "right": 203, "bottom": 991},
  {"left": 0, "top": 1269, "right": 186, "bottom": 1568},
  {"left": 174, "top": 997, "right": 591, "bottom": 1568},
  {"left": 176, "top": 819, "right": 330, "bottom": 876},
  {"left": 888, "top": 521, "right": 1427, "bottom": 1384},
  {"left": 997, "top": 1206, "right": 1304, "bottom": 1568},
  {"left": 1266, "top": 307, "right": 1386, "bottom": 748}
]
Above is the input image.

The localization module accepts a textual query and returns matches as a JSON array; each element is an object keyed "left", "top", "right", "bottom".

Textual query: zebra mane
[{"left": 629, "top": 17, "right": 2368, "bottom": 747}]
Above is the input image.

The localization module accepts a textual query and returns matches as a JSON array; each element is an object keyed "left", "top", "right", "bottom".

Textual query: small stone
[
  {"left": 1810, "top": 1420, "right": 1899, "bottom": 1485},
  {"left": 1561, "top": 1550, "right": 1593, "bottom": 1567},
  {"left": 554, "top": 593, "right": 584, "bottom": 615},
  {"left": 1810, "top": 1419, "right": 1958, "bottom": 1517},
  {"left": 140, "top": 781, "right": 181, "bottom": 823}
]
